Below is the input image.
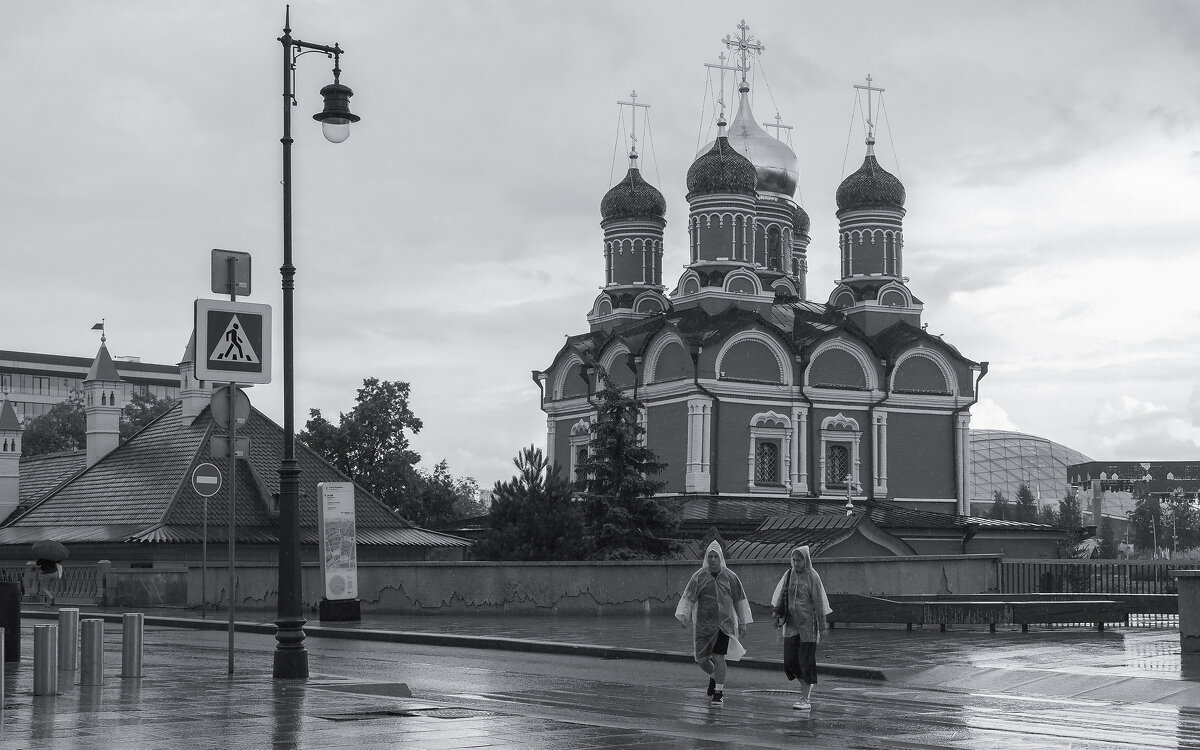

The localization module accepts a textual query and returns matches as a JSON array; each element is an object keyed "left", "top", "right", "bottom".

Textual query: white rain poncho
[
  {"left": 675, "top": 540, "right": 754, "bottom": 662},
  {"left": 770, "top": 545, "right": 832, "bottom": 643}
]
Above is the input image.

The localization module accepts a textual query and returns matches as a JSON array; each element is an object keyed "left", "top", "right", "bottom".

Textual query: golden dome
[{"left": 697, "top": 84, "right": 799, "bottom": 197}]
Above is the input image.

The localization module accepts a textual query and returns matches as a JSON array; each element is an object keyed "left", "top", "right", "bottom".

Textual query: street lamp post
[{"left": 275, "top": 7, "right": 360, "bottom": 680}]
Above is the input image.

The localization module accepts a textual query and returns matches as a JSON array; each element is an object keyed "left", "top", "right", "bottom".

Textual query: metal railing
[
  {"left": 0, "top": 564, "right": 99, "bottom": 602},
  {"left": 1001, "top": 559, "right": 1200, "bottom": 596}
]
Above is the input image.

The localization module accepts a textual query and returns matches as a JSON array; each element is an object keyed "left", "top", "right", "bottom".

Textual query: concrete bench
[{"left": 1009, "top": 600, "right": 1127, "bottom": 632}]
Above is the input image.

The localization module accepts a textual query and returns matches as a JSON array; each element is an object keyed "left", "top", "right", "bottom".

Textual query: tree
[
  {"left": 1164, "top": 488, "right": 1200, "bottom": 554},
  {"left": 120, "top": 389, "right": 173, "bottom": 440},
  {"left": 988, "top": 490, "right": 1008, "bottom": 521},
  {"left": 1014, "top": 483, "right": 1038, "bottom": 523},
  {"left": 1097, "top": 517, "right": 1119, "bottom": 558},
  {"left": 407, "top": 460, "right": 485, "bottom": 528},
  {"left": 474, "top": 446, "right": 584, "bottom": 561},
  {"left": 300, "top": 378, "right": 424, "bottom": 516},
  {"left": 1127, "top": 488, "right": 1165, "bottom": 554},
  {"left": 21, "top": 391, "right": 86, "bottom": 456},
  {"left": 1037, "top": 504, "right": 1059, "bottom": 526},
  {"left": 575, "top": 371, "right": 676, "bottom": 559},
  {"left": 1056, "top": 492, "right": 1088, "bottom": 559}
]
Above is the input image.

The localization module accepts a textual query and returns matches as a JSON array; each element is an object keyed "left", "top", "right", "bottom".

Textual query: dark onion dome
[
  {"left": 600, "top": 166, "right": 666, "bottom": 221},
  {"left": 686, "top": 135, "right": 757, "bottom": 199},
  {"left": 835, "top": 148, "right": 906, "bottom": 211},
  {"left": 794, "top": 204, "right": 811, "bottom": 235}
]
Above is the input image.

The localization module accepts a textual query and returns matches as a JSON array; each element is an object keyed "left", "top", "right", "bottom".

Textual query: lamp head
[{"left": 313, "top": 82, "right": 360, "bottom": 143}]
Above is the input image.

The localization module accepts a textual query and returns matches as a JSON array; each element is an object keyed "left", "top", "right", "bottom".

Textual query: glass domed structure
[{"left": 969, "top": 429, "right": 1093, "bottom": 514}]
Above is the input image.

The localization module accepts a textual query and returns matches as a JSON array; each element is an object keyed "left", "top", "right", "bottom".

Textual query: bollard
[
  {"left": 57, "top": 608, "right": 80, "bottom": 672},
  {"left": 79, "top": 619, "right": 104, "bottom": 686},
  {"left": 0, "top": 627, "right": 5, "bottom": 707},
  {"left": 121, "top": 613, "right": 144, "bottom": 678},
  {"left": 33, "top": 624, "right": 58, "bottom": 696}
]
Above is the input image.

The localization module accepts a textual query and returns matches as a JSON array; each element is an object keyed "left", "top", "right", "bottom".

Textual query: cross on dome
[
  {"left": 763, "top": 112, "right": 793, "bottom": 142},
  {"left": 723, "top": 19, "right": 764, "bottom": 85},
  {"left": 617, "top": 90, "right": 651, "bottom": 166},
  {"left": 704, "top": 51, "right": 740, "bottom": 123},
  {"left": 853, "top": 73, "right": 886, "bottom": 150}
]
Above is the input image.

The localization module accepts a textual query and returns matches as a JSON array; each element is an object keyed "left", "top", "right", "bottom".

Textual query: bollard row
[{"left": 31, "top": 612, "right": 145, "bottom": 695}]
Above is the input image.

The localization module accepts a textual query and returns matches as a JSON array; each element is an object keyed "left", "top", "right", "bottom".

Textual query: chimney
[
  {"left": 179, "top": 331, "right": 212, "bottom": 425},
  {"left": 0, "top": 397, "right": 20, "bottom": 520},
  {"left": 84, "top": 343, "right": 124, "bottom": 466}
]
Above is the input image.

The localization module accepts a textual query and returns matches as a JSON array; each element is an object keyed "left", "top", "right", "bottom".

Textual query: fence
[
  {"left": 1000, "top": 559, "right": 1200, "bottom": 596},
  {"left": 0, "top": 564, "right": 99, "bottom": 603}
]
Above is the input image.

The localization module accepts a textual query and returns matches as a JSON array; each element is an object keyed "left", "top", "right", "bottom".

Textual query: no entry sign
[{"left": 191, "top": 462, "right": 223, "bottom": 498}]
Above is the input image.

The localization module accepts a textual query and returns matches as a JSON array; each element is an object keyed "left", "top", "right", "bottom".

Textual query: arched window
[
  {"left": 767, "top": 226, "right": 781, "bottom": 270},
  {"left": 755, "top": 442, "right": 779, "bottom": 484},
  {"left": 574, "top": 446, "right": 588, "bottom": 488}
]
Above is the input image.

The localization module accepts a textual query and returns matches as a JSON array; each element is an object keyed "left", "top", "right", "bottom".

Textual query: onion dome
[
  {"left": 686, "top": 128, "right": 757, "bottom": 198},
  {"left": 697, "top": 83, "right": 799, "bottom": 197},
  {"left": 794, "top": 204, "right": 811, "bottom": 235},
  {"left": 835, "top": 143, "right": 906, "bottom": 211},
  {"left": 601, "top": 163, "right": 666, "bottom": 221}
]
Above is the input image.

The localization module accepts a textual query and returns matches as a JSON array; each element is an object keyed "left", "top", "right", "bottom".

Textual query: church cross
[
  {"left": 723, "top": 19, "right": 764, "bottom": 84},
  {"left": 853, "top": 73, "right": 886, "bottom": 143},
  {"left": 617, "top": 90, "right": 651, "bottom": 162},
  {"left": 704, "top": 51, "right": 740, "bottom": 121},
  {"left": 763, "top": 112, "right": 793, "bottom": 140}
]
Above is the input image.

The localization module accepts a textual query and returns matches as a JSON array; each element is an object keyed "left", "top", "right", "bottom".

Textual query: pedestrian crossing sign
[{"left": 194, "top": 299, "right": 272, "bottom": 383}]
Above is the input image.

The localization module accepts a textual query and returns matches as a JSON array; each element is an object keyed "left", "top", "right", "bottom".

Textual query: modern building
[
  {"left": 1068, "top": 461, "right": 1200, "bottom": 541},
  {"left": 533, "top": 23, "right": 1061, "bottom": 558},
  {"left": 0, "top": 347, "right": 180, "bottom": 422},
  {"left": 968, "top": 429, "right": 1093, "bottom": 516}
]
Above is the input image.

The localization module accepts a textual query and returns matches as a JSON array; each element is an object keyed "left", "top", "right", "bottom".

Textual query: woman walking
[
  {"left": 771, "top": 545, "right": 832, "bottom": 710},
  {"left": 675, "top": 540, "right": 753, "bottom": 708}
]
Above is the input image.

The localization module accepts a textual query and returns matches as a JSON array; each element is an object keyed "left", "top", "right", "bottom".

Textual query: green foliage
[
  {"left": 575, "top": 370, "right": 676, "bottom": 559},
  {"left": 1014, "top": 483, "right": 1038, "bottom": 523},
  {"left": 1058, "top": 492, "right": 1084, "bottom": 530},
  {"left": 1164, "top": 488, "right": 1200, "bottom": 553},
  {"left": 474, "top": 446, "right": 584, "bottom": 561},
  {"left": 988, "top": 490, "right": 1008, "bottom": 521},
  {"left": 120, "top": 389, "right": 173, "bottom": 440},
  {"left": 1127, "top": 489, "right": 1163, "bottom": 552},
  {"left": 1037, "top": 504, "right": 1059, "bottom": 526},
  {"left": 300, "top": 377, "right": 423, "bottom": 517},
  {"left": 1097, "top": 517, "right": 1120, "bottom": 558},
  {"left": 21, "top": 392, "right": 85, "bottom": 456},
  {"left": 408, "top": 460, "right": 486, "bottom": 528}
]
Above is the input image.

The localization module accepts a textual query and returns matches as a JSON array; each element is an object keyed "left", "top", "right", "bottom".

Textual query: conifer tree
[
  {"left": 575, "top": 370, "right": 676, "bottom": 558},
  {"left": 474, "top": 446, "right": 583, "bottom": 561},
  {"left": 1015, "top": 483, "right": 1038, "bottom": 522}
]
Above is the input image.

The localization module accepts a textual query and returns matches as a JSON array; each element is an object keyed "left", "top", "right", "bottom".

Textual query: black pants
[{"left": 783, "top": 636, "right": 817, "bottom": 684}]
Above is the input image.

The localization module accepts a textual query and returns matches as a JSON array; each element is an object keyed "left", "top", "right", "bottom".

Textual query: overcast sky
[{"left": 5, "top": 1, "right": 1198, "bottom": 491}]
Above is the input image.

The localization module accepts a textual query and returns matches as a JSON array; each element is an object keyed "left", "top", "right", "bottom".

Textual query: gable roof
[
  {"left": 0, "top": 401, "right": 468, "bottom": 549},
  {"left": 13, "top": 450, "right": 86, "bottom": 516}
]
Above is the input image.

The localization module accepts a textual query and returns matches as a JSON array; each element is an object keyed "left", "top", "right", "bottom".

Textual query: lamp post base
[{"left": 272, "top": 617, "right": 309, "bottom": 679}]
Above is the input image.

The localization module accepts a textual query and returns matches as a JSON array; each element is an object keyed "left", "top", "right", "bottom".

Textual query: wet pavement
[{"left": 2, "top": 607, "right": 1198, "bottom": 748}]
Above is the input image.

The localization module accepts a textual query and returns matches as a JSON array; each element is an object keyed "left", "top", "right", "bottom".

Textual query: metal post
[
  {"left": 121, "top": 613, "right": 143, "bottom": 678},
  {"left": 57, "top": 608, "right": 79, "bottom": 672},
  {"left": 79, "top": 619, "right": 103, "bottom": 686},
  {"left": 202, "top": 495, "right": 208, "bottom": 617},
  {"left": 275, "top": 9, "right": 308, "bottom": 680},
  {"left": 228, "top": 255, "right": 239, "bottom": 674},
  {"left": 33, "top": 624, "right": 57, "bottom": 695},
  {"left": 0, "top": 627, "right": 5, "bottom": 707}
]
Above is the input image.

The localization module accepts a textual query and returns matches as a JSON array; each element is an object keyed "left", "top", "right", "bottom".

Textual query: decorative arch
[
  {"left": 634, "top": 293, "right": 664, "bottom": 314},
  {"left": 716, "top": 330, "right": 790, "bottom": 385},
  {"left": 569, "top": 417, "right": 594, "bottom": 486},
  {"left": 807, "top": 339, "right": 876, "bottom": 390},
  {"left": 644, "top": 332, "right": 692, "bottom": 384},
  {"left": 678, "top": 270, "right": 702, "bottom": 296},
  {"left": 598, "top": 344, "right": 635, "bottom": 389},
  {"left": 552, "top": 354, "right": 588, "bottom": 400},
  {"left": 723, "top": 269, "right": 761, "bottom": 296},
  {"left": 771, "top": 278, "right": 798, "bottom": 297},
  {"left": 832, "top": 289, "right": 855, "bottom": 309},
  {"left": 592, "top": 294, "right": 613, "bottom": 317},
  {"left": 891, "top": 349, "right": 956, "bottom": 395}
]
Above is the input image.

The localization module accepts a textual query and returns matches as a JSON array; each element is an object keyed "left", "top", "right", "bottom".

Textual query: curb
[{"left": 20, "top": 609, "right": 887, "bottom": 682}]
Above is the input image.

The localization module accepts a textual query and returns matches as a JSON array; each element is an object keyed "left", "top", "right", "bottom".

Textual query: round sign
[
  {"left": 191, "top": 462, "right": 223, "bottom": 498},
  {"left": 210, "top": 385, "right": 251, "bottom": 428}
]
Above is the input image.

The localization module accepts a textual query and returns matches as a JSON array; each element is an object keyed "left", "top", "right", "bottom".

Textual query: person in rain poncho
[
  {"left": 770, "top": 545, "right": 832, "bottom": 710},
  {"left": 675, "top": 540, "right": 753, "bottom": 707}
]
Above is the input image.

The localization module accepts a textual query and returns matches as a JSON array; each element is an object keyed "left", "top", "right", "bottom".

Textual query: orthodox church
[{"left": 536, "top": 23, "right": 1007, "bottom": 555}]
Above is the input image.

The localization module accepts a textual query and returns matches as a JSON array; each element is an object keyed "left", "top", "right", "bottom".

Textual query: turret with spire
[
  {"left": 0, "top": 395, "right": 21, "bottom": 521},
  {"left": 83, "top": 330, "right": 124, "bottom": 467},
  {"left": 178, "top": 332, "right": 212, "bottom": 425}
]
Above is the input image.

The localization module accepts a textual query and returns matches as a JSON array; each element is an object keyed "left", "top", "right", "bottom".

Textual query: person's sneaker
[
  {"left": 707, "top": 678, "right": 716, "bottom": 696},
  {"left": 792, "top": 699, "right": 811, "bottom": 710},
  {"left": 710, "top": 690, "right": 723, "bottom": 707}
]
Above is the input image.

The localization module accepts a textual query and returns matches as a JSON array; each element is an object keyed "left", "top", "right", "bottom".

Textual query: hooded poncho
[
  {"left": 675, "top": 541, "right": 754, "bottom": 662},
  {"left": 770, "top": 545, "right": 832, "bottom": 643}
]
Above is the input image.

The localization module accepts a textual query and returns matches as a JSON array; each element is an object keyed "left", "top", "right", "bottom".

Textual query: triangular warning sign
[{"left": 210, "top": 315, "right": 260, "bottom": 364}]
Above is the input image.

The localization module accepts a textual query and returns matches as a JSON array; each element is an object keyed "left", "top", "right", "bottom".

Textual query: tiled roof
[
  {"left": 0, "top": 401, "right": 468, "bottom": 549},
  {"left": 686, "top": 136, "right": 757, "bottom": 198},
  {"left": 84, "top": 344, "right": 123, "bottom": 382},
  {"left": 15, "top": 450, "right": 86, "bottom": 511},
  {"left": 600, "top": 167, "right": 666, "bottom": 221},
  {"left": 835, "top": 153, "right": 905, "bottom": 211}
]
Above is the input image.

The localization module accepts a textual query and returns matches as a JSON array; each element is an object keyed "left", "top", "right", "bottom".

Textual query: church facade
[{"left": 536, "top": 29, "right": 986, "bottom": 518}]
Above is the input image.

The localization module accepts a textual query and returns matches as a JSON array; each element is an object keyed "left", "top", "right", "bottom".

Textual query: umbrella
[{"left": 31, "top": 540, "right": 69, "bottom": 562}]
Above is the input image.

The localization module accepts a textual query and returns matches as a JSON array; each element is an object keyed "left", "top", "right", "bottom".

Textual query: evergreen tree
[
  {"left": 1037, "top": 504, "right": 1059, "bottom": 526},
  {"left": 21, "top": 391, "right": 85, "bottom": 456},
  {"left": 575, "top": 371, "right": 676, "bottom": 559},
  {"left": 1127, "top": 488, "right": 1165, "bottom": 554},
  {"left": 1097, "top": 517, "right": 1119, "bottom": 558},
  {"left": 1058, "top": 492, "right": 1084, "bottom": 529},
  {"left": 1164, "top": 488, "right": 1200, "bottom": 554},
  {"left": 1015, "top": 483, "right": 1038, "bottom": 523},
  {"left": 474, "top": 446, "right": 584, "bottom": 561},
  {"left": 988, "top": 490, "right": 1008, "bottom": 521}
]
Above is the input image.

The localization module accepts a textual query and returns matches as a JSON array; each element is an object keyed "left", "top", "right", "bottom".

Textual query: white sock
[{"left": 715, "top": 683, "right": 724, "bottom": 692}]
